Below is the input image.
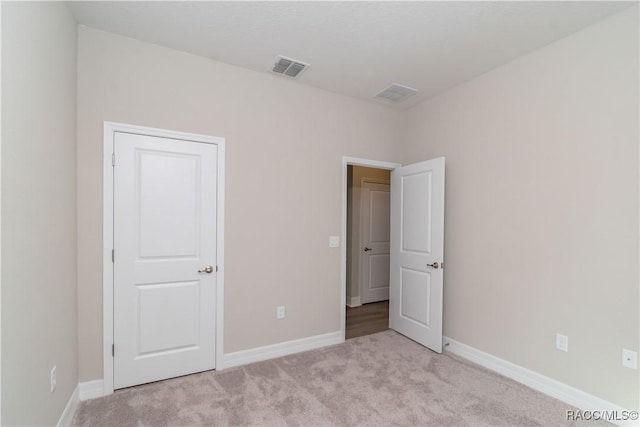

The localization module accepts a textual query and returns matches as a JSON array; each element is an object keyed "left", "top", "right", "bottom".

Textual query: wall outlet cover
[
  {"left": 329, "top": 236, "right": 340, "bottom": 247},
  {"left": 555, "top": 334, "right": 568, "bottom": 352},
  {"left": 622, "top": 349, "right": 638, "bottom": 370},
  {"left": 276, "top": 306, "right": 285, "bottom": 319}
]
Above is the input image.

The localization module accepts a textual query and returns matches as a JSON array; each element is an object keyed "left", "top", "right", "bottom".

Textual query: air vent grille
[
  {"left": 375, "top": 84, "right": 419, "bottom": 103},
  {"left": 272, "top": 56, "right": 309, "bottom": 79}
]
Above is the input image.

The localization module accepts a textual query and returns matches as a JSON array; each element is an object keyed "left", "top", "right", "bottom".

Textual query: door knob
[
  {"left": 364, "top": 247, "right": 372, "bottom": 252},
  {"left": 198, "top": 265, "right": 214, "bottom": 274},
  {"left": 426, "top": 262, "right": 440, "bottom": 269}
]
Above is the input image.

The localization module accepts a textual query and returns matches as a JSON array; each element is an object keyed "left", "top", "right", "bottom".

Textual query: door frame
[
  {"left": 340, "top": 157, "right": 400, "bottom": 341},
  {"left": 102, "top": 122, "right": 226, "bottom": 395},
  {"left": 358, "top": 177, "right": 391, "bottom": 305}
]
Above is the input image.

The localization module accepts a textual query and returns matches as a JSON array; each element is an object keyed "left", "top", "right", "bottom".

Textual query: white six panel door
[
  {"left": 113, "top": 132, "right": 218, "bottom": 389},
  {"left": 389, "top": 157, "right": 445, "bottom": 353},
  {"left": 360, "top": 181, "right": 391, "bottom": 304}
]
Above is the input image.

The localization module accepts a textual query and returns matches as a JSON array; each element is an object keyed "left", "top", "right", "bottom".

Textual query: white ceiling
[{"left": 67, "top": 1, "right": 633, "bottom": 110}]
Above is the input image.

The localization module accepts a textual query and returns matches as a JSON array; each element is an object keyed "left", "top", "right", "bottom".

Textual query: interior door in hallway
[
  {"left": 360, "top": 181, "right": 391, "bottom": 304},
  {"left": 113, "top": 131, "right": 218, "bottom": 389},
  {"left": 389, "top": 157, "right": 445, "bottom": 353}
]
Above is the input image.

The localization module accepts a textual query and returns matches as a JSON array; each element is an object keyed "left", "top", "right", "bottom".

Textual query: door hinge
[
  {"left": 111, "top": 249, "right": 114, "bottom": 263},
  {"left": 112, "top": 153, "right": 115, "bottom": 167},
  {"left": 112, "top": 344, "right": 115, "bottom": 357}
]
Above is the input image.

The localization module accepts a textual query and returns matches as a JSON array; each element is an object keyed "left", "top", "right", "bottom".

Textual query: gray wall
[
  {"left": 404, "top": 6, "right": 639, "bottom": 409},
  {"left": 1, "top": 2, "right": 78, "bottom": 425}
]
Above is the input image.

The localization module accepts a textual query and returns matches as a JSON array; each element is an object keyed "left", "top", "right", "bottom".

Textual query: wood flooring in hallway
[{"left": 345, "top": 300, "right": 389, "bottom": 340}]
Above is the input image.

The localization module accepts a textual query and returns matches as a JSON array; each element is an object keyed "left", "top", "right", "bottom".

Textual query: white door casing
[
  {"left": 360, "top": 180, "right": 390, "bottom": 304},
  {"left": 389, "top": 157, "right": 445, "bottom": 353},
  {"left": 104, "top": 122, "right": 225, "bottom": 394}
]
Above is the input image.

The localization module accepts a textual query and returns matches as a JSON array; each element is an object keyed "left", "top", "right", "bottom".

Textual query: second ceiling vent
[
  {"left": 375, "top": 84, "right": 419, "bottom": 103},
  {"left": 272, "top": 56, "right": 309, "bottom": 79}
]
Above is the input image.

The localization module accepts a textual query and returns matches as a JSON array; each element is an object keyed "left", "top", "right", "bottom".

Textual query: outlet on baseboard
[
  {"left": 276, "top": 306, "right": 285, "bottom": 319},
  {"left": 555, "top": 334, "right": 568, "bottom": 352},
  {"left": 50, "top": 366, "right": 57, "bottom": 393}
]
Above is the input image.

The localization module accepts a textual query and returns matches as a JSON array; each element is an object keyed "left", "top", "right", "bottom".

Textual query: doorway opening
[
  {"left": 341, "top": 157, "right": 399, "bottom": 341},
  {"left": 346, "top": 165, "right": 390, "bottom": 339}
]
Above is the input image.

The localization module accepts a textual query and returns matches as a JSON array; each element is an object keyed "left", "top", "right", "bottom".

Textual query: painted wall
[
  {"left": 404, "top": 6, "right": 639, "bottom": 409},
  {"left": 346, "top": 166, "right": 391, "bottom": 304},
  {"left": 1, "top": 2, "right": 78, "bottom": 425},
  {"left": 76, "top": 5, "right": 638, "bottom": 412},
  {"left": 76, "top": 27, "right": 404, "bottom": 381}
]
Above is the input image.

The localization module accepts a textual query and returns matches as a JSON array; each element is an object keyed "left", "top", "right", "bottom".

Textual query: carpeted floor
[{"left": 72, "top": 330, "right": 607, "bottom": 426}]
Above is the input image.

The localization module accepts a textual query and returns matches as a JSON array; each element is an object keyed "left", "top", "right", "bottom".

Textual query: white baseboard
[
  {"left": 443, "top": 337, "right": 637, "bottom": 427},
  {"left": 346, "top": 296, "right": 361, "bottom": 308},
  {"left": 223, "top": 331, "right": 343, "bottom": 369},
  {"left": 56, "top": 385, "right": 79, "bottom": 427},
  {"left": 79, "top": 379, "right": 105, "bottom": 401}
]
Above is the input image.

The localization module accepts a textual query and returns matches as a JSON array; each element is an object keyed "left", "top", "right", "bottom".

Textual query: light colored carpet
[{"left": 72, "top": 330, "right": 607, "bottom": 426}]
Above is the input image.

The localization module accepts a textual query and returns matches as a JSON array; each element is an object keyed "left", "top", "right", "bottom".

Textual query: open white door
[
  {"left": 113, "top": 131, "right": 218, "bottom": 389},
  {"left": 389, "top": 157, "right": 445, "bottom": 352}
]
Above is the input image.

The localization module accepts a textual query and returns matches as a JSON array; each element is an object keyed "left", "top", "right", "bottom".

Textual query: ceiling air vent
[
  {"left": 375, "top": 84, "right": 419, "bottom": 103},
  {"left": 272, "top": 56, "right": 309, "bottom": 79}
]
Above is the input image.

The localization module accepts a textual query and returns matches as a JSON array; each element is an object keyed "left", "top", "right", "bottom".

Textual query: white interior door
[
  {"left": 389, "top": 157, "right": 445, "bottom": 352},
  {"left": 360, "top": 181, "right": 390, "bottom": 304},
  {"left": 113, "top": 132, "right": 218, "bottom": 389}
]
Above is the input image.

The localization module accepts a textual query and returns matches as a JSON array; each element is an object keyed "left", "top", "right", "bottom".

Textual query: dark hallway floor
[{"left": 345, "top": 300, "right": 389, "bottom": 340}]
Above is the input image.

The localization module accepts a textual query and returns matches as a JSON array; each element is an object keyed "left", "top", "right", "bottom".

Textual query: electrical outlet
[
  {"left": 276, "top": 306, "right": 285, "bottom": 319},
  {"left": 329, "top": 236, "right": 340, "bottom": 248},
  {"left": 50, "top": 366, "right": 57, "bottom": 393},
  {"left": 622, "top": 349, "right": 638, "bottom": 370},
  {"left": 555, "top": 334, "right": 568, "bottom": 352}
]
